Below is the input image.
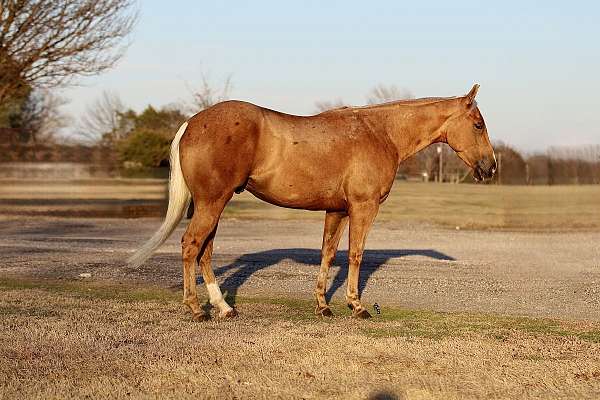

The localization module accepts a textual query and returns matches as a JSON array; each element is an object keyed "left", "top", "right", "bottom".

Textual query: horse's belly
[
  {"left": 247, "top": 127, "right": 353, "bottom": 210},
  {"left": 246, "top": 168, "right": 346, "bottom": 211}
]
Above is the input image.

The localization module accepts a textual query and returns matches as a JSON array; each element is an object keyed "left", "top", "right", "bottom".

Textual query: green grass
[
  {"left": 237, "top": 294, "right": 600, "bottom": 343},
  {"left": 0, "top": 277, "right": 179, "bottom": 303},
  {"left": 5, "top": 277, "right": 599, "bottom": 344},
  {"left": 360, "top": 310, "right": 600, "bottom": 343}
]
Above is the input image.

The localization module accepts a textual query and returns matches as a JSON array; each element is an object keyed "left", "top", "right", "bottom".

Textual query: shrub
[{"left": 117, "top": 130, "right": 171, "bottom": 168}]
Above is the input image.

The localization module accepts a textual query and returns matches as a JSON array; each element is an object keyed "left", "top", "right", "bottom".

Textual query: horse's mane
[{"left": 320, "top": 96, "right": 461, "bottom": 114}]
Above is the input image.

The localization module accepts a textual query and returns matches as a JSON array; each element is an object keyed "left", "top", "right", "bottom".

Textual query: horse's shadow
[{"left": 200, "top": 248, "right": 455, "bottom": 306}]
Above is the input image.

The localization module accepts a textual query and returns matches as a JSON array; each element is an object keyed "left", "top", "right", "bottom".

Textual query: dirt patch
[{"left": 1, "top": 217, "right": 599, "bottom": 321}]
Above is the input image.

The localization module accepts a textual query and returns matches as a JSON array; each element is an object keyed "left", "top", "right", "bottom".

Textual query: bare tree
[
  {"left": 7, "top": 89, "right": 68, "bottom": 143},
  {"left": 315, "top": 84, "right": 413, "bottom": 113},
  {"left": 545, "top": 145, "right": 600, "bottom": 184},
  {"left": 314, "top": 99, "right": 346, "bottom": 113},
  {"left": 187, "top": 73, "right": 232, "bottom": 113},
  {"left": 366, "top": 84, "right": 413, "bottom": 104},
  {"left": 548, "top": 145, "right": 600, "bottom": 163},
  {"left": 0, "top": 0, "right": 137, "bottom": 104},
  {"left": 78, "top": 91, "right": 126, "bottom": 143}
]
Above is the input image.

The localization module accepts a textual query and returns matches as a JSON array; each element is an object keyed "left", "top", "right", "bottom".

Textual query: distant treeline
[
  {"left": 398, "top": 142, "right": 600, "bottom": 185},
  {"left": 0, "top": 128, "right": 113, "bottom": 163},
  {"left": 2, "top": 127, "right": 599, "bottom": 185}
]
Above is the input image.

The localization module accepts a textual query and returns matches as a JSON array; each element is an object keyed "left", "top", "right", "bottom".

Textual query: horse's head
[{"left": 442, "top": 84, "right": 496, "bottom": 181}]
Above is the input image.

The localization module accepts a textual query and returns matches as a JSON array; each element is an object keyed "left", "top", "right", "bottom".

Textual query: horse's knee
[{"left": 348, "top": 250, "right": 363, "bottom": 265}]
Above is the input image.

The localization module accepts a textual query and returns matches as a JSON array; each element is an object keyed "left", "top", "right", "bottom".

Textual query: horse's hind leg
[
  {"left": 198, "top": 223, "right": 237, "bottom": 318},
  {"left": 315, "top": 211, "right": 348, "bottom": 317},
  {"left": 181, "top": 195, "right": 231, "bottom": 321}
]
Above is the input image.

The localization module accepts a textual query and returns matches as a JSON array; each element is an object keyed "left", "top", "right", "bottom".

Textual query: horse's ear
[{"left": 465, "top": 84, "right": 480, "bottom": 106}]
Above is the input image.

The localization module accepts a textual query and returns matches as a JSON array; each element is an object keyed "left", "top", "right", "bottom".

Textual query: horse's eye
[{"left": 474, "top": 122, "right": 484, "bottom": 130}]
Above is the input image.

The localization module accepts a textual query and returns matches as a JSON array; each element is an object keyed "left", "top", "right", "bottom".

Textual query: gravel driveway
[{"left": 1, "top": 216, "right": 599, "bottom": 321}]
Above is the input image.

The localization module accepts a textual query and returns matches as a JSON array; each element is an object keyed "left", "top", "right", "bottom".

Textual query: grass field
[
  {"left": 2, "top": 277, "right": 600, "bottom": 399},
  {"left": 225, "top": 183, "right": 600, "bottom": 231},
  {"left": 2, "top": 179, "right": 599, "bottom": 230}
]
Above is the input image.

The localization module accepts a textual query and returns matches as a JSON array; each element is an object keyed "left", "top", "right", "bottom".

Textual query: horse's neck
[{"left": 358, "top": 99, "right": 459, "bottom": 163}]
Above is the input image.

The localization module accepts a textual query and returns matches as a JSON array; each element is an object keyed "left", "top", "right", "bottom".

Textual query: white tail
[{"left": 127, "top": 121, "right": 192, "bottom": 268}]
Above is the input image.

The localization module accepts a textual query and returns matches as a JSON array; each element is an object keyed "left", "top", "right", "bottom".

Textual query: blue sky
[{"left": 61, "top": 0, "right": 600, "bottom": 151}]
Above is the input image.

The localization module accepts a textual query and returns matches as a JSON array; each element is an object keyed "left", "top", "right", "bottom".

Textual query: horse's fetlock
[
  {"left": 315, "top": 280, "right": 326, "bottom": 292},
  {"left": 182, "top": 294, "right": 198, "bottom": 307}
]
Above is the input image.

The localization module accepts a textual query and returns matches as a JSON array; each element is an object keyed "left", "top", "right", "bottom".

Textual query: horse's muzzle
[{"left": 473, "top": 157, "right": 497, "bottom": 182}]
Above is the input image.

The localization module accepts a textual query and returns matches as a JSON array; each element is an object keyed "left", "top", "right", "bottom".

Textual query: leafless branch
[
  {"left": 187, "top": 72, "right": 232, "bottom": 114},
  {"left": 78, "top": 90, "right": 125, "bottom": 143},
  {"left": 366, "top": 84, "right": 413, "bottom": 104},
  {"left": 314, "top": 99, "right": 346, "bottom": 113},
  {"left": 9, "top": 89, "right": 69, "bottom": 143},
  {"left": 0, "top": 0, "right": 138, "bottom": 104}
]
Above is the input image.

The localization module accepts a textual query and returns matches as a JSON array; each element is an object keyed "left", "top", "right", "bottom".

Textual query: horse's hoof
[
  {"left": 315, "top": 306, "right": 334, "bottom": 318},
  {"left": 192, "top": 313, "right": 211, "bottom": 322},
  {"left": 353, "top": 309, "right": 372, "bottom": 319},
  {"left": 220, "top": 308, "right": 238, "bottom": 319}
]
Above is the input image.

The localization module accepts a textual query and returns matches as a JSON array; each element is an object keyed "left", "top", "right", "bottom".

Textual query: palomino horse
[{"left": 128, "top": 84, "right": 496, "bottom": 320}]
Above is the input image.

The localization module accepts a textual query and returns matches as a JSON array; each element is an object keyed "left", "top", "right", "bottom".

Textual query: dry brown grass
[
  {"left": 2, "top": 179, "right": 600, "bottom": 230},
  {"left": 224, "top": 183, "right": 600, "bottom": 231},
  {"left": 2, "top": 277, "right": 600, "bottom": 399},
  {"left": 0, "top": 179, "right": 166, "bottom": 200}
]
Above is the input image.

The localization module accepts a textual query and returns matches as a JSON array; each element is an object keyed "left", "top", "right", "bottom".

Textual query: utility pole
[{"left": 437, "top": 144, "right": 443, "bottom": 183}]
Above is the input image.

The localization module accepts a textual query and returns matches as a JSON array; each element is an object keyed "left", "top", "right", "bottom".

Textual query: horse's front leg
[
  {"left": 346, "top": 200, "right": 379, "bottom": 319},
  {"left": 315, "top": 211, "right": 348, "bottom": 317}
]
